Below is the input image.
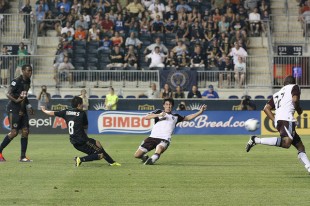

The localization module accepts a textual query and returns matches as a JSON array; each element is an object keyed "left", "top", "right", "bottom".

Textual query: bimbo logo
[
  {"left": 98, "top": 111, "right": 153, "bottom": 133},
  {"left": 3, "top": 116, "right": 10, "bottom": 130}
]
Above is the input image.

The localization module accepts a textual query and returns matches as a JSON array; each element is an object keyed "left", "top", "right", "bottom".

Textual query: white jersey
[
  {"left": 271, "top": 84, "right": 300, "bottom": 122},
  {"left": 149, "top": 109, "right": 184, "bottom": 142}
]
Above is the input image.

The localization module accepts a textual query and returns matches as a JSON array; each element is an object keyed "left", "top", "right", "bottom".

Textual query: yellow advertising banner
[{"left": 261, "top": 110, "right": 310, "bottom": 135}]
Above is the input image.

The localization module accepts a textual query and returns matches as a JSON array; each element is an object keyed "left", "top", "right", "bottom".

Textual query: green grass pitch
[{"left": 1, "top": 134, "right": 310, "bottom": 206}]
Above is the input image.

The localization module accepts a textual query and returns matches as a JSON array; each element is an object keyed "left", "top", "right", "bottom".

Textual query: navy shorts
[
  {"left": 73, "top": 138, "right": 102, "bottom": 155},
  {"left": 8, "top": 110, "right": 29, "bottom": 130}
]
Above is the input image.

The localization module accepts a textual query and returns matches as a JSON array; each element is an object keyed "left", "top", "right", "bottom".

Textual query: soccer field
[{"left": 1, "top": 134, "right": 310, "bottom": 206}]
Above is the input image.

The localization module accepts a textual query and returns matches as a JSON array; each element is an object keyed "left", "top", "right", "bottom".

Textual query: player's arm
[
  {"left": 292, "top": 85, "right": 303, "bottom": 115},
  {"left": 183, "top": 104, "right": 207, "bottom": 121},
  {"left": 41, "top": 106, "right": 55, "bottom": 116},
  {"left": 6, "top": 85, "right": 24, "bottom": 103},
  {"left": 263, "top": 97, "right": 275, "bottom": 122},
  {"left": 145, "top": 109, "right": 164, "bottom": 120}
]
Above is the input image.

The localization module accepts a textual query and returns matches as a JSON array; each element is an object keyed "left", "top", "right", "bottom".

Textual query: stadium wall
[{"left": 1, "top": 110, "right": 310, "bottom": 135}]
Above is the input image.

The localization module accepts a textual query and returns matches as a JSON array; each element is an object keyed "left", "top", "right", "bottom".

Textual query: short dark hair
[
  {"left": 22, "top": 64, "right": 32, "bottom": 71},
  {"left": 71, "top": 96, "right": 83, "bottom": 108},
  {"left": 163, "top": 97, "right": 174, "bottom": 106},
  {"left": 284, "top": 75, "right": 296, "bottom": 85}
]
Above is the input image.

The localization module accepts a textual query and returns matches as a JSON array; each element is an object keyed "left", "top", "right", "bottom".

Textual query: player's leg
[
  {"left": 0, "top": 112, "right": 20, "bottom": 161},
  {"left": 292, "top": 133, "right": 310, "bottom": 173},
  {"left": 134, "top": 137, "right": 156, "bottom": 163},
  {"left": 145, "top": 140, "right": 169, "bottom": 165},
  {"left": 246, "top": 121, "right": 292, "bottom": 152},
  {"left": 19, "top": 114, "right": 32, "bottom": 162},
  {"left": 95, "top": 140, "right": 120, "bottom": 166}
]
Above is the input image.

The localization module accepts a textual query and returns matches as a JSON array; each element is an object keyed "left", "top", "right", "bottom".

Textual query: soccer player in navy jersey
[{"left": 42, "top": 96, "right": 121, "bottom": 167}]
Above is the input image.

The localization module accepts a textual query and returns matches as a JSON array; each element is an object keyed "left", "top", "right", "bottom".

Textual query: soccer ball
[{"left": 244, "top": 118, "right": 260, "bottom": 131}]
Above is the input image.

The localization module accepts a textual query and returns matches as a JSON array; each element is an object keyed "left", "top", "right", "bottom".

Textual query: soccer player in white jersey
[
  {"left": 246, "top": 75, "right": 310, "bottom": 174},
  {"left": 134, "top": 98, "right": 207, "bottom": 165}
]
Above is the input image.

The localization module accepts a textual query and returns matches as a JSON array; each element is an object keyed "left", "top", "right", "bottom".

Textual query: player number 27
[
  {"left": 274, "top": 92, "right": 284, "bottom": 109},
  {"left": 68, "top": 121, "right": 74, "bottom": 135}
]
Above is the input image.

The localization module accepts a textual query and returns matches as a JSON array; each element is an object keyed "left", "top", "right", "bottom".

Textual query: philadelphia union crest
[{"left": 167, "top": 71, "right": 189, "bottom": 89}]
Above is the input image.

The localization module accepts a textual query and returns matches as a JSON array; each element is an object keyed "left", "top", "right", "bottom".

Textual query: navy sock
[
  {"left": 100, "top": 148, "right": 115, "bottom": 164},
  {"left": 80, "top": 154, "right": 100, "bottom": 162},
  {"left": 0, "top": 135, "right": 12, "bottom": 153},
  {"left": 21, "top": 137, "right": 28, "bottom": 158}
]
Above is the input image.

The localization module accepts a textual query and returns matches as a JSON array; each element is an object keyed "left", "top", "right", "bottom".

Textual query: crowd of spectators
[
  {"left": 29, "top": 0, "right": 272, "bottom": 88},
  {"left": 0, "top": 0, "right": 11, "bottom": 35}
]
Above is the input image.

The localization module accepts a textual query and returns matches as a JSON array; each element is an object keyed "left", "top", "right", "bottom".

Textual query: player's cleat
[
  {"left": 109, "top": 162, "right": 121, "bottom": 166},
  {"left": 141, "top": 155, "right": 149, "bottom": 163},
  {"left": 19, "top": 157, "right": 33, "bottom": 162},
  {"left": 144, "top": 157, "right": 154, "bottom": 165},
  {"left": 74, "top": 157, "right": 82, "bottom": 167},
  {"left": 305, "top": 165, "right": 310, "bottom": 174},
  {"left": 246, "top": 136, "right": 257, "bottom": 152},
  {"left": 0, "top": 153, "right": 6, "bottom": 162}
]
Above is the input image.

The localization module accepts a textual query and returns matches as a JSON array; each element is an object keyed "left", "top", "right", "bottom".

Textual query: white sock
[
  {"left": 151, "top": 153, "right": 160, "bottom": 162},
  {"left": 298, "top": 152, "right": 310, "bottom": 169},
  {"left": 255, "top": 137, "right": 281, "bottom": 146}
]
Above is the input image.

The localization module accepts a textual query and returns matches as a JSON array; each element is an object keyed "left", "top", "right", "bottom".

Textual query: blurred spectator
[
  {"left": 177, "top": 52, "right": 190, "bottom": 67},
  {"left": 124, "top": 45, "right": 138, "bottom": 69},
  {"left": 224, "top": 7, "right": 235, "bottom": 23},
  {"left": 172, "top": 40, "right": 188, "bottom": 58},
  {"left": 148, "top": 0, "right": 165, "bottom": 14},
  {"left": 176, "top": 0, "right": 192, "bottom": 13},
  {"left": 101, "top": 14, "right": 114, "bottom": 34},
  {"left": 61, "top": 22, "right": 75, "bottom": 35},
  {"left": 249, "top": 7, "right": 261, "bottom": 36},
  {"left": 190, "top": 45, "right": 205, "bottom": 68},
  {"left": 204, "top": 22, "right": 216, "bottom": 45},
  {"left": 98, "top": 35, "right": 113, "bottom": 51},
  {"left": 229, "top": 42, "right": 248, "bottom": 65},
  {"left": 150, "top": 7, "right": 163, "bottom": 20},
  {"left": 141, "top": 0, "right": 153, "bottom": 9},
  {"left": 259, "top": 0, "right": 270, "bottom": 14},
  {"left": 177, "top": 101, "right": 187, "bottom": 110},
  {"left": 37, "top": 85, "right": 51, "bottom": 110},
  {"left": 144, "top": 37, "right": 168, "bottom": 54},
  {"left": 114, "top": 14, "right": 125, "bottom": 33},
  {"left": 187, "top": 85, "right": 202, "bottom": 98},
  {"left": 111, "top": 31, "right": 124, "bottom": 47},
  {"left": 126, "top": 17, "right": 140, "bottom": 36},
  {"left": 164, "top": 17, "right": 176, "bottom": 33},
  {"left": 107, "top": 46, "right": 124, "bottom": 68},
  {"left": 165, "top": 5, "right": 178, "bottom": 21},
  {"left": 110, "top": 0, "right": 122, "bottom": 14},
  {"left": 126, "top": 0, "right": 145, "bottom": 18},
  {"left": 160, "top": 83, "right": 172, "bottom": 99},
  {"left": 42, "top": 11, "right": 55, "bottom": 36},
  {"left": 58, "top": 56, "right": 74, "bottom": 86},
  {"left": 212, "top": 8, "right": 222, "bottom": 25},
  {"left": 57, "top": 0, "right": 71, "bottom": 13},
  {"left": 151, "top": 15, "right": 164, "bottom": 33},
  {"left": 173, "top": 85, "right": 185, "bottom": 99},
  {"left": 16, "top": 42, "right": 30, "bottom": 77},
  {"left": 93, "top": 8, "right": 104, "bottom": 24},
  {"left": 75, "top": 15, "right": 88, "bottom": 30},
  {"left": 218, "top": 16, "right": 230, "bottom": 34},
  {"left": 35, "top": 0, "right": 49, "bottom": 12},
  {"left": 125, "top": 32, "right": 142, "bottom": 49},
  {"left": 190, "top": 20, "right": 204, "bottom": 43},
  {"left": 70, "top": 0, "right": 81, "bottom": 14},
  {"left": 240, "top": 95, "right": 256, "bottom": 110},
  {"left": 74, "top": 25, "right": 87, "bottom": 41},
  {"left": 20, "top": 0, "right": 32, "bottom": 40},
  {"left": 261, "top": 10, "right": 269, "bottom": 35},
  {"left": 212, "top": 0, "right": 226, "bottom": 11},
  {"left": 207, "top": 51, "right": 219, "bottom": 70},
  {"left": 79, "top": 89, "right": 89, "bottom": 111},
  {"left": 219, "top": 34, "right": 230, "bottom": 55},
  {"left": 140, "top": 17, "right": 151, "bottom": 34},
  {"left": 145, "top": 46, "right": 166, "bottom": 68},
  {"left": 105, "top": 87, "right": 118, "bottom": 110},
  {"left": 176, "top": 22, "right": 190, "bottom": 42},
  {"left": 165, "top": 51, "right": 178, "bottom": 68},
  {"left": 0, "top": 46, "right": 10, "bottom": 85},
  {"left": 55, "top": 5, "right": 68, "bottom": 36},
  {"left": 140, "top": 83, "right": 160, "bottom": 98},
  {"left": 244, "top": 0, "right": 260, "bottom": 11},
  {"left": 202, "top": 85, "right": 219, "bottom": 99},
  {"left": 53, "top": 44, "right": 66, "bottom": 83},
  {"left": 82, "top": 9, "right": 91, "bottom": 25},
  {"left": 188, "top": 7, "right": 201, "bottom": 23},
  {"left": 237, "top": 6, "right": 248, "bottom": 21},
  {"left": 231, "top": 14, "right": 246, "bottom": 33},
  {"left": 218, "top": 54, "right": 233, "bottom": 88},
  {"left": 234, "top": 56, "right": 246, "bottom": 88},
  {"left": 88, "top": 23, "right": 100, "bottom": 41},
  {"left": 36, "top": 5, "right": 46, "bottom": 36}
]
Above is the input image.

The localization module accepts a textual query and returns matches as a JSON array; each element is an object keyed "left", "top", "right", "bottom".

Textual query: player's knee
[
  {"left": 9, "top": 129, "right": 19, "bottom": 138},
  {"left": 21, "top": 128, "right": 29, "bottom": 137},
  {"left": 98, "top": 153, "right": 104, "bottom": 160},
  {"left": 281, "top": 142, "right": 291, "bottom": 149}
]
